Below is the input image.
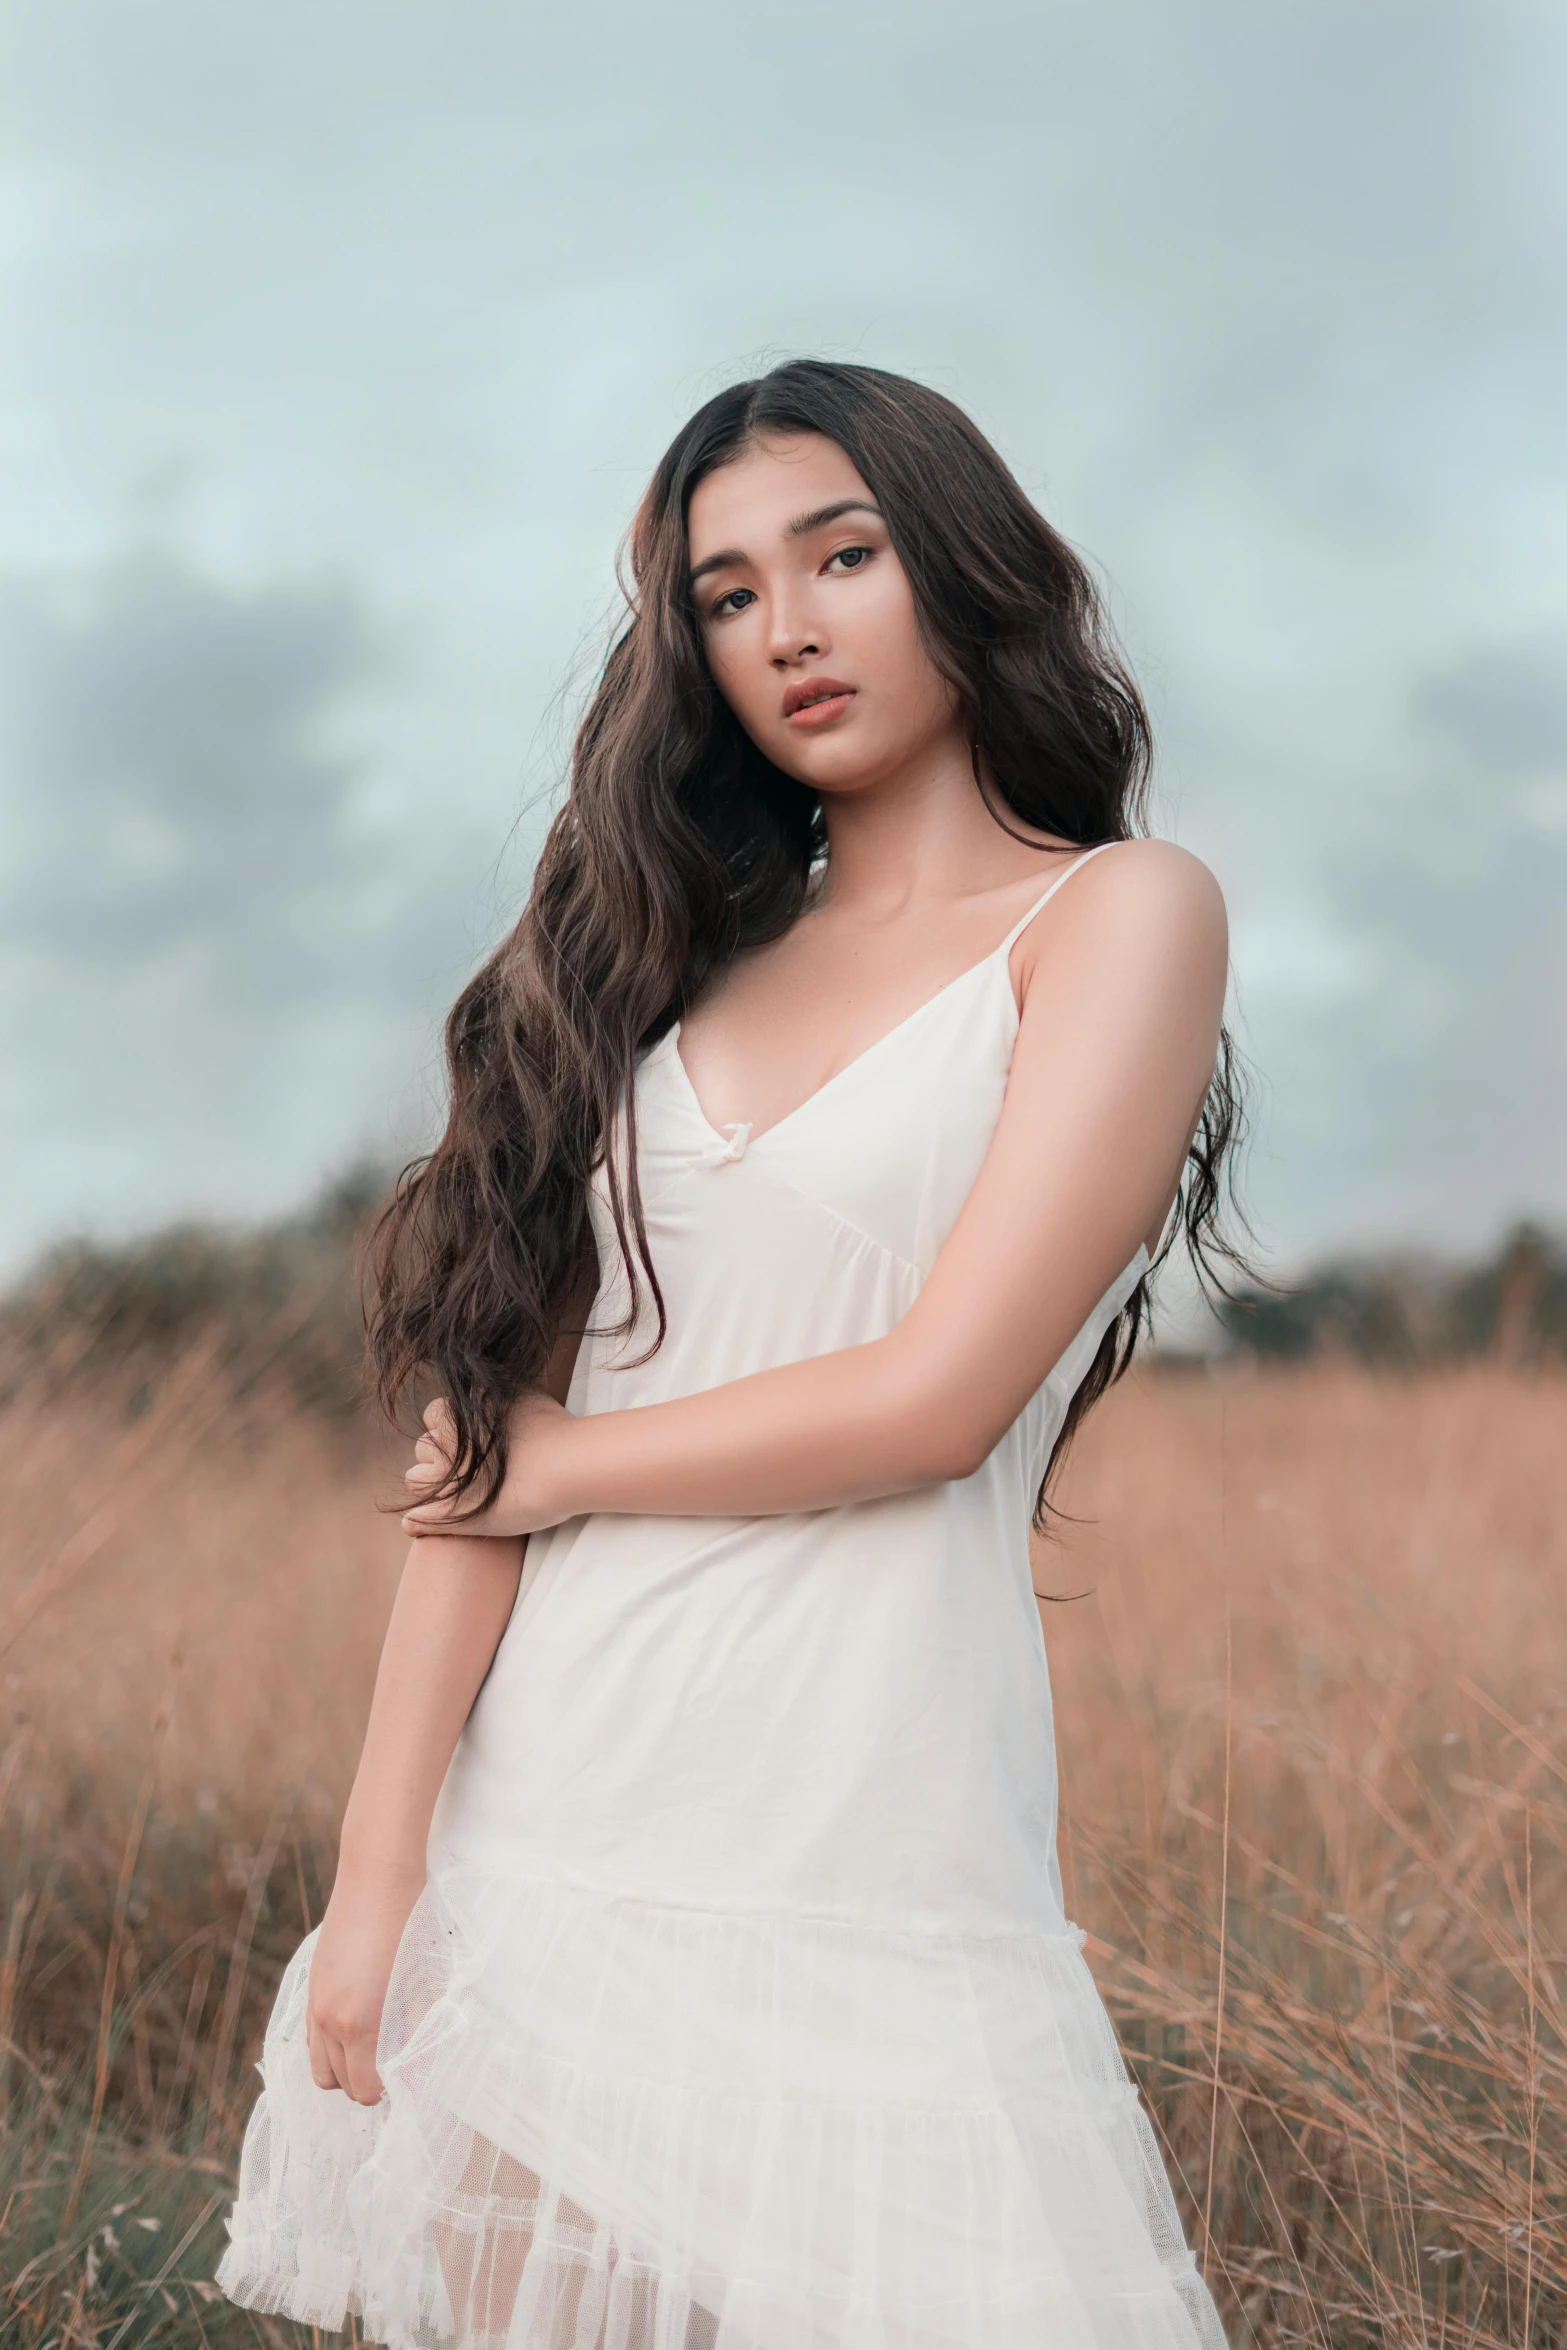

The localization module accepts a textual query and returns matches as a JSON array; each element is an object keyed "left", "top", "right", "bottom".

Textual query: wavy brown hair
[{"left": 369, "top": 359, "right": 1251, "bottom": 1525}]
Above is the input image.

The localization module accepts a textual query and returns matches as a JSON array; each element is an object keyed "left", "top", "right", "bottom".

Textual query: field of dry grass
[{"left": 1, "top": 1347, "right": 1562, "bottom": 2347}]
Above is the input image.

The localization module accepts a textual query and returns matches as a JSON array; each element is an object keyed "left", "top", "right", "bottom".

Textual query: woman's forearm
[
  {"left": 307, "top": 1533, "right": 524, "bottom": 2104},
  {"left": 549, "top": 1326, "right": 965, "bottom": 1522},
  {"left": 334, "top": 1532, "right": 524, "bottom": 1889},
  {"left": 410, "top": 1269, "right": 1100, "bottom": 1539}
]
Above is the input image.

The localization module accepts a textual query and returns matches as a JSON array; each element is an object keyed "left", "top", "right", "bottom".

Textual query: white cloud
[{"left": 0, "top": 0, "right": 1562, "bottom": 1269}]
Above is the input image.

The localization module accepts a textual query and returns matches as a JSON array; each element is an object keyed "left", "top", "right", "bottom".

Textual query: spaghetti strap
[{"left": 995, "top": 839, "right": 1119, "bottom": 959}]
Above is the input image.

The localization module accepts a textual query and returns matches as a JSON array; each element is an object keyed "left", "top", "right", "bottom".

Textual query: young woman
[{"left": 219, "top": 361, "right": 1238, "bottom": 2350}]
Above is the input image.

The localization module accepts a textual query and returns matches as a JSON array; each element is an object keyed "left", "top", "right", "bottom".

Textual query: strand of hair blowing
[{"left": 369, "top": 359, "right": 1253, "bottom": 1522}]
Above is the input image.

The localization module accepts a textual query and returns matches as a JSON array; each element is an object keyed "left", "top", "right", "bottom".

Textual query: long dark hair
[{"left": 370, "top": 359, "right": 1251, "bottom": 1525}]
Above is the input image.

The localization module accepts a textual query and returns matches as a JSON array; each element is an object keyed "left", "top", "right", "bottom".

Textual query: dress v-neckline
[
  {"left": 663, "top": 843, "right": 1115, "bottom": 1155},
  {"left": 664, "top": 945, "right": 1010, "bottom": 1155}
]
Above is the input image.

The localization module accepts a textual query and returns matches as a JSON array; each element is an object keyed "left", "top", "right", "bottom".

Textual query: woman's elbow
[
  {"left": 935, "top": 1426, "right": 1003, "bottom": 1482},
  {"left": 868, "top": 1340, "right": 1007, "bottom": 1487},
  {"left": 890, "top": 1402, "right": 1003, "bottom": 1487}
]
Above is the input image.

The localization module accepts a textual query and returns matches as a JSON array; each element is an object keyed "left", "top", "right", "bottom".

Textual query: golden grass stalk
[{"left": 1, "top": 1339, "right": 1562, "bottom": 2346}]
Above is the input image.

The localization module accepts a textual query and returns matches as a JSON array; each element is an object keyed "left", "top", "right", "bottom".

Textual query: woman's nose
[{"left": 767, "top": 586, "right": 827, "bottom": 668}]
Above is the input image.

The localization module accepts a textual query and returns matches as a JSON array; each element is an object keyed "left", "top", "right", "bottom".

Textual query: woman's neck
[{"left": 813, "top": 728, "right": 1062, "bottom": 918}]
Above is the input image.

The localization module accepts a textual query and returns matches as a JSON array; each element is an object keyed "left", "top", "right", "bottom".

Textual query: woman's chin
[{"left": 767, "top": 729, "right": 901, "bottom": 795}]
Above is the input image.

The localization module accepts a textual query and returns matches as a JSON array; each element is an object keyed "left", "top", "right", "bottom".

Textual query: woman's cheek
[{"left": 732, "top": 666, "right": 784, "bottom": 746}]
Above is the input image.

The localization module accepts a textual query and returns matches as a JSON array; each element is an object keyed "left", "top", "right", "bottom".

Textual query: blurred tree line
[
  {"left": 0, "top": 1165, "right": 389, "bottom": 1424},
  {"left": 3, "top": 1176, "right": 1564, "bottom": 1413},
  {"left": 1220, "top": 1222, "right": 1567, "bottom": 1366}
]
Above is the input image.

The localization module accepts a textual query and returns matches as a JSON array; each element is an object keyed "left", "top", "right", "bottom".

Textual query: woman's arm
[
  {"left": 305, "top": 1533, "right": 525, "bottom": 2104},
  {"left": 307, "top": 1306, "right": 589, "bottom": 2105},
  {"left": 406, "top": 841, "right": 1228, "bottom": 1534}
]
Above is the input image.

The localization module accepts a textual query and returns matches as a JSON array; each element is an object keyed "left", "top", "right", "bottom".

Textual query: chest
[
  {"left": 632, "top": 965, "right": 1023, "bottom": 1282},
  {"left": 675, "top": 913, "right": 1031, "bottom": 1143}
]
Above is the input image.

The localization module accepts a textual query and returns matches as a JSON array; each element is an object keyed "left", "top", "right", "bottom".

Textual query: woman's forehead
[{"left": 687, "top": 433, "right": 871, "bottom": 555}]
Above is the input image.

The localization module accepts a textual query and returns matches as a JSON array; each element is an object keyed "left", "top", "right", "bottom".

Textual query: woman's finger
[
  {"left": 403, "top": 1501, "right": 469, "bottom": 1533},
  {"left": 342, "top": 2033, "right": 385, "bottom": 2107},
  {"left": 307, "top": 2017, "right": 340, "bottom": 2092}
]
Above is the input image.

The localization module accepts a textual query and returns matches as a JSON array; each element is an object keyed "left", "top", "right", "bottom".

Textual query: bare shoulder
[
  {"left": 1015, "top": 838, "right": 1227, "bottom": 1007},
  {"left": 1032, "top": 839, "right": 1224, "bottom": 955},
  {"left": 1083, "top": 836, "right": 1223, "bottom": 921}
]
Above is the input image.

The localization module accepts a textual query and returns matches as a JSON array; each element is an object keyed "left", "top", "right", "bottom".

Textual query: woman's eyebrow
[
  {"left": 689, "top": 545, "right": 746, "bottom": 587},
  {"left": 689, "top": 499, "right": 885, "bottom": 588},
  {"left": 786, "top": 497, "right": 883, "bottom": 539}
]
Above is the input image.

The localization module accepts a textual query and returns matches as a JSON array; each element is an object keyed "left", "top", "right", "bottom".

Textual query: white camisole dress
[{"left": 218, "top": 844, "right": 1229, "bottom": 2350}]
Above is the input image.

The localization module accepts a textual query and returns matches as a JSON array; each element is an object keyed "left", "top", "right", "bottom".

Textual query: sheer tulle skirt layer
[{"left": 217, "top": 1870, "right": 1226, "bottom": 2350}]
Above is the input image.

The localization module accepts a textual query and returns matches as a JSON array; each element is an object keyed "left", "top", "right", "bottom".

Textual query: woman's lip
[{"left": 784, "top": 690, "right": 856, "bottom": 729}]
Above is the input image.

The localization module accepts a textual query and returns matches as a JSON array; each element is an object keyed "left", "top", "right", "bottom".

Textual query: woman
[{"left": 219, "top": 360, "right": 1239, "bottom": 2350}]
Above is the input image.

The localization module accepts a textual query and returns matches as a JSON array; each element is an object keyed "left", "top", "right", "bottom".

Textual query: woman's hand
[
  {"left": 305, "top": 1860, "right": 425, "bottom": 2105},
  {"left": 402, "top": 1393, "right": 578, "bottom": 1538}
]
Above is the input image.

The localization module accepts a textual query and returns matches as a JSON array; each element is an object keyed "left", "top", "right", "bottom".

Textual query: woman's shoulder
[
  {"left": 1087, "top": 833, "right": 1221, "bottom": 898},
  {"left": 1068, "top": 836, "right": 1223, "bottom": 929},
  {"left": 1015, "top": 836, "right": 1227, "bottom": 991}
]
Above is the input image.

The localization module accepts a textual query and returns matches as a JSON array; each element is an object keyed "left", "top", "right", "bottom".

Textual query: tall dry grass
[
  {"left": 1047, "top": 1365, "right": 1567, "bottom": 2345},
  {"left": 0, "top": 1345, "right": 1562, "bottom": 2346}
]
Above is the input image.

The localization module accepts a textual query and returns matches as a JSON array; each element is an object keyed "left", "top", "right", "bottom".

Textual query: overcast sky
[{"left": 2, "top": 0, "right": 1562, "bottom": 1277}]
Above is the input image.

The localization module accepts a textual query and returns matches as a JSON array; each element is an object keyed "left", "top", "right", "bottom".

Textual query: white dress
[{"left": 218, "top": 845, "right": 1229, "bottom": 2350}]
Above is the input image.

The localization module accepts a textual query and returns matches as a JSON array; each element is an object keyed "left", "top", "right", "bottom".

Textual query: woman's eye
[
  {"left": 710, "top": 586, "right": 757, "bottom": 619},
  {"left": 826, "top": 545, "right": 873, "bottom": 574}
]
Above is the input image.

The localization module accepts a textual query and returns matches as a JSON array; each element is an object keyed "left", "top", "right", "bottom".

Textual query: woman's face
[{"left": 686, "top": 431, "right": 963, "bottom": 795}]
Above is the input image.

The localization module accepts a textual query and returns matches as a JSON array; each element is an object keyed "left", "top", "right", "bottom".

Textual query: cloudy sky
[{"left": 2, "top": 0, "right": 1562, "bottom": 1277}]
